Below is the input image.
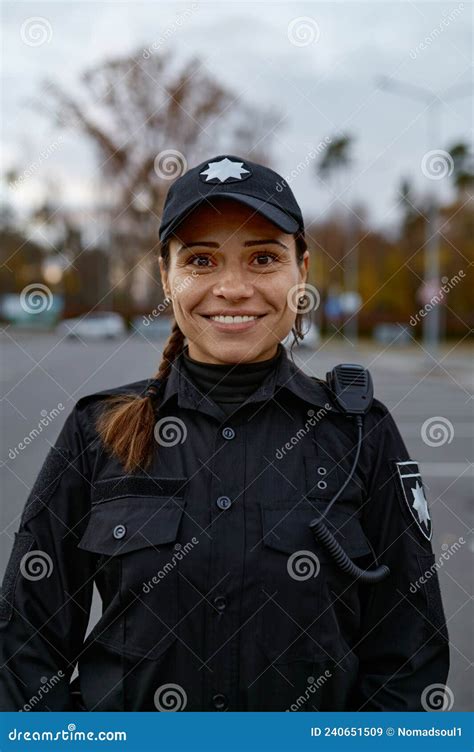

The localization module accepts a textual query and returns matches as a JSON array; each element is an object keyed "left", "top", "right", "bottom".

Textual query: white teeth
[{"left": 209, "top": 315, "right": 259, "bottom": 324}]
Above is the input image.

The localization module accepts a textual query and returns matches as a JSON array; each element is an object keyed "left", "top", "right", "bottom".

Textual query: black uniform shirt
[{"left": 0, "top": 344, "right": 449, "bottom": 711}]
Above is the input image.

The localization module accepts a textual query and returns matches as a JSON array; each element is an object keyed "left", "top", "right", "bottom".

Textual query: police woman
[{"left": 0, "top": 155, "right": 449, "bottom": 711}]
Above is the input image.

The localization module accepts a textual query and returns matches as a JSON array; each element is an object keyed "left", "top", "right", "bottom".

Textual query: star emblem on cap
[{"left": 200, "top": 157, "right": 250, "bottom": 183}]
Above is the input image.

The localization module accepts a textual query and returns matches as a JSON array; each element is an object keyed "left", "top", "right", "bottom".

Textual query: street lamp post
[{"left": 376, "top": 76, "right": 471, "bottom": 355}]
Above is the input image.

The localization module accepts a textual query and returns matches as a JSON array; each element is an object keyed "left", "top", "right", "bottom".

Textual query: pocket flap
[
  {"left": 91, "top": 475, "right": 187, "bottom": 503},
  {"left": 261, "top": 503, "right": 372, "bottom": 559},
  {"left": 78, "top": 497, "right": 186, "bottom": 556}
]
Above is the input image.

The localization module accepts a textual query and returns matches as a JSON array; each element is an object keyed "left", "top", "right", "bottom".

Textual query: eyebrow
[{"left": 176, "top": 239, "right": 289, "bottom": 254}]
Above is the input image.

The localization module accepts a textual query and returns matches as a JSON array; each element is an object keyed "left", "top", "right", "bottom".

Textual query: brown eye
[
  {"left": 252, "top": 253, "right": 278, "bottom": 266},
  {"left": 189, "top": 255, "right": 212, "bottom": 267}
]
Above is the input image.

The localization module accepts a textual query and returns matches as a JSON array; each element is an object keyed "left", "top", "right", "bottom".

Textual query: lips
[{"left": 201, "top": 313, "right": 265, "bottom": 318}]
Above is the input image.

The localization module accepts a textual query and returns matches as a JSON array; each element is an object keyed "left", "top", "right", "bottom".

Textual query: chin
[{"left": 201, "top": 341, "right": 278, "bottom": 364}]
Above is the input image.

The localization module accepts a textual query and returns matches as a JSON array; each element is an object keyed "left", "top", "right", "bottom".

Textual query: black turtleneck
[{"left": 182, "top": 344, "right": 282, "bottom": 415}]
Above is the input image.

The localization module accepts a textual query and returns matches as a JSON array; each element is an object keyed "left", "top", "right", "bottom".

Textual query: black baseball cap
[{"left": 159, "top": 154, "right": 304, "bottom": 244}]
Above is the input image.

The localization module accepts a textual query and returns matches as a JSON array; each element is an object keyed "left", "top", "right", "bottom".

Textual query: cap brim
[{"left": 160, "top": 192, "right": 299, "bottom": 243}]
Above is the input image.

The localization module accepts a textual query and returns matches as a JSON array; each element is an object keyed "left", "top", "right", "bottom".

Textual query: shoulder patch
[
  {"left": 394, "top": 460, "right": 432, "bottom": 541},
  {"left": 20, "top": 445, "right": 72, "bottom": 527}
]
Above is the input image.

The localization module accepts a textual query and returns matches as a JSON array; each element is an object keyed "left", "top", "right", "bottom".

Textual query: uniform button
[
  {"left": 212, "top": 693, "right": 228, "bottom": 710},
  {"left": 317, "top": 480, "right": 327, "bottom": 490},
  {"left": 216, "top": 496, "right": 232, "bottom": 511},
  {"left": 113, "top": 524, "right": 126, "bottom": 539},
  {"left": 174, "top": 543, "right": 182, "bottom": 551},
  {"left": 221, "top": 426, "right": 235, "bottom": 440},
  {"left": 213, "top": 595, "right": 227, "bottom": 611},
  {"left": 317, "top": 466, "right": 327, "bottom": 476}
]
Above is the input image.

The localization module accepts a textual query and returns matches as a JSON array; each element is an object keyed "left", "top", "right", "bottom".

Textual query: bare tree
[{"left": 34, "top": 49, "right": 280, "bottom": 311}]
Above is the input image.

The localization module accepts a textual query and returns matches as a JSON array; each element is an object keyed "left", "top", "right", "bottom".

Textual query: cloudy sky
[{"left": 2, "top": 1, "right": 471, "bottom": 232}]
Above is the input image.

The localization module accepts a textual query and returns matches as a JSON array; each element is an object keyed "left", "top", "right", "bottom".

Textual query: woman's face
[{"left": 159, "top": 197, "right": 309, "bottom": 364}]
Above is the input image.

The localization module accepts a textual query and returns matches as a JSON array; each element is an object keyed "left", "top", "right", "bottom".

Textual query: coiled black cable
[
  {"left": 309, "top": 517, "right": 390, "bottom": 583},
  {"left": 309, "top": 416, "right": 391, "bottom": 584}
]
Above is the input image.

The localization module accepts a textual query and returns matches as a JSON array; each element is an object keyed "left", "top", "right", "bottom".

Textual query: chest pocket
[
  {"left": 257, "top": 500, "right": 373, "bottom": 665},
  {"left": 78, "top": 476, "right": 187, "bottom": 661}
]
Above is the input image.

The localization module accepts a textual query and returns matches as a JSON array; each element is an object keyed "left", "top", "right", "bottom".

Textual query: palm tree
[
  {"left": 446, "top": 141, "right": 474, "bottom": 196},
  {"left": 317, "top": 135, "right": 353, "bottom": 198}
]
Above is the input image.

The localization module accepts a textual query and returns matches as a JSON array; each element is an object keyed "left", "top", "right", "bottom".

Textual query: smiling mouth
[{"left": 201, "top": 314, "right": 265, "bottom": 324}]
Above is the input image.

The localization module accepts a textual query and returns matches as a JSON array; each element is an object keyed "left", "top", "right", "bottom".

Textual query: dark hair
[{"left": 96, "top": 231, "right": 309, "bottom": 473}]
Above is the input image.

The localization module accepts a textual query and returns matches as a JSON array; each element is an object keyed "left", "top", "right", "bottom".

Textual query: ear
[
  {"left": 300, "top": 249, "right": 310, "bottom": 281},
  {"left": 158, "top": 256, "right": 171, "bottom": 299}
]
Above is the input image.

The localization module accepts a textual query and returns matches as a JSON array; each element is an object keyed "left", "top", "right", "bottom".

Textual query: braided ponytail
[{"left": 95, "top": 319, "right": 185, "bottom": 473}]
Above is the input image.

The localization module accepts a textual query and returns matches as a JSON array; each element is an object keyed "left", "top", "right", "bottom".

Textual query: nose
[{"left": 212, "top": 268, "right": 254, "bottom": 300}]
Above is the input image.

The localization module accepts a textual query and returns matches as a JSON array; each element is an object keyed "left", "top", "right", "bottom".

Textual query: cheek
[
  {"left": 258, "top": 273, "right": 297, "bottom": 312},
  {"left": 168, "top": 275, "right": 206, "bottom": 320},
  {"left": 171, "top": 291, "right": 193, "bottom": 317},
  {"left": 169, "top": 269, "right": 197, "bottom": 300}
]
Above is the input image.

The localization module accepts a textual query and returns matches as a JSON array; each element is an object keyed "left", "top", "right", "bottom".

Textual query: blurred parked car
[
  {"left": 56, "top": 312, "right": 126, "bottom": 340},
  {"left": 373, "top": 323, "right": 411, "bottom": 345},
  {"left": 131, "top": 316, "right": 173, "bottom": 340}
]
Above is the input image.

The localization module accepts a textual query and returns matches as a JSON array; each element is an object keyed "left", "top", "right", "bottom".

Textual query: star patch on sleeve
[
  {"left": 395, "top": 460, "right": 433, "bottom": 540},
  {"left": 394, "top": 460, "right": 432, "bottom": 541}
]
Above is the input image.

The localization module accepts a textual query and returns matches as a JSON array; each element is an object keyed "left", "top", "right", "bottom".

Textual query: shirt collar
[{"left": 153, "top": 343, "right": 332, "bottom": 421}]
